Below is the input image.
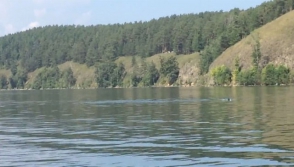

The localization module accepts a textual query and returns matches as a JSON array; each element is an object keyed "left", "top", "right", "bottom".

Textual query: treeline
[
  {"left": 32, "top": 67, "right": 76, "bottom": 89},
  {"left": 0, "top": 56, "right": 179, "bottom": 89},
  {"left": 95, "top": 56, "right": 179, "bottom": 88},
  {"left": 0, "top": 0, "right": 292, "bottom": 76},
  {"left": 0, "top": 67, "right": 76, "bottom": 89},
  {"left": 211, "top": 64, "right": 291, "bottom": 86},
  {"left": 211, "top": 41, "right": 292, "bottom": 86}
]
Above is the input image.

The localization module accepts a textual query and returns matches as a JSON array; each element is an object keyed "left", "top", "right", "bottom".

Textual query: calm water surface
[{"left": 0, "top": 87, "right": 294, "bottom": 167}]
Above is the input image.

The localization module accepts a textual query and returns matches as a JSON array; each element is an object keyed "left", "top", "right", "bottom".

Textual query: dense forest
[{"left": 0, "top": 0, "right": 293, "bottom": 89}]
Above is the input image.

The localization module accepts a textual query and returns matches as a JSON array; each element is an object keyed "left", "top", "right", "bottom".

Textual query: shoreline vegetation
[
  {"left": 1, "top": 81, "right": 293, "bottom": 91},
  {"left": 0, "top": 0, "right": 293, "bottom": 90}
]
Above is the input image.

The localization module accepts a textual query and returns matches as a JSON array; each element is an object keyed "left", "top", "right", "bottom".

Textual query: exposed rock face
[{"left": 178, "top": 61, "right": 200, "bottom": 86}]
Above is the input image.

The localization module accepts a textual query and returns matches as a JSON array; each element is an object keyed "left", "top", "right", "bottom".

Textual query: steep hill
[{"left": 210, "top": 10, "right": 294, "bottom": 71}]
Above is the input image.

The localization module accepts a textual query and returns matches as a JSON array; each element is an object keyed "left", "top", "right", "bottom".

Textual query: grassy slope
[
  {"left": 25, "top": 61, "right": 97, "bottom": 89},
  {"left": 0, "top": 69, "right": 11, "bottom": 78},
  {"left": 58, "top": 61, "right": 97, "bottom": 88},
  {"left": 20, "top": 52, "right": 200, "bottom": 88},
  {"left": 116, "top": 52, "right": 200, "bottom": 86},
  {"left": 210, "top": 11, "right": 294, "bottom": 72}
]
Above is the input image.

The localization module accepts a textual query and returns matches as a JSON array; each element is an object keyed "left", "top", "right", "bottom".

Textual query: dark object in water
[{"left": 221, "top": 98, "right": 232, "bottom": 101}]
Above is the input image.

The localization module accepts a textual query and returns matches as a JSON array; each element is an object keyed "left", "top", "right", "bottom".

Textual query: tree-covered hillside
[{"left": 0, "top": 0, "right": 292, "bottom": 89}]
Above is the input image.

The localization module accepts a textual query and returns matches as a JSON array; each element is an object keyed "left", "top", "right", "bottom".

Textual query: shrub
[
  {"left": 261, "top": 64, "right": 290, "bottom": 85},
  {"left": 211, "top": 65, "right": 231, "bottom": 85},
  {"left": 159, "top": 56, "right": 179, "bottom": 85},
  {"left": 261, "top": 64, "right": 277, "bottom": 85},
  {"left": 237, "top": 67, "right": 260, "bottom": 86},
  {"left": 276, "top": 65, "right": 290, "bottom": 85}
]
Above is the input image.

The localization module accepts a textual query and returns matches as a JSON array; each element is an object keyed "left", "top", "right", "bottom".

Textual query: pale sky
[{"left": 0, "top": 0, "right": 269, "bottom": 37}]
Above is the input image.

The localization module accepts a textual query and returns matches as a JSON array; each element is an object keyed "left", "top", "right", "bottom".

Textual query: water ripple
[{"left": 0, "top": 88, "right": 294, "bottom": 166}]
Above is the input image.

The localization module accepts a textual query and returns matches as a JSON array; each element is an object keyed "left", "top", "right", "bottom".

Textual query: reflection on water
[{"left": 0, "top": 87, "right": 294, "bottom": 166}]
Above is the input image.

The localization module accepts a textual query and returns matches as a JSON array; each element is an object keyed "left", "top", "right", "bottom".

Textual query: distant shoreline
[{"left": 0, "top": 83, "right": 292, "bottom": 91}]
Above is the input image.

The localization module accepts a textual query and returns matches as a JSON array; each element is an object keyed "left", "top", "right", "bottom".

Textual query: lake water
[{"left": 0, "top": 87, "right": 294, "bottom": 167}]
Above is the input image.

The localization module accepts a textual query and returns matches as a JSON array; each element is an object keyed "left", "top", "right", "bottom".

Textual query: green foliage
[
  {"left": 0, "top": 75, "right": 8, "bottom": 89},
  {"left": 32, "top": 66, "right": 77, "bottom": 89},
  {"left": 32, "top": 66, "right": 60, "bottom": 89},
  {"left": 95, "top": 62, "right": 126, "bottom": 88},
  {"left": 238, "top": 64, "right": 290, "bottom": 86},
  {"left": 130, "top": 63, "right": 141, "bottom": 87},
  {"left": 232, "top": 57, "right": 241, "bottom": 85},
  {"left": 141, "top": 62, "right": 160, "bottom": 86},
  {"left": 261, "top": 64, "right": 290, "bottom": 85},
  {"left": 95, "top": 62, "right": 117, "bottom": 88},
  {"left": 159, "top": 56, "right": 179, "bottom": 85},
  {"left": 261, "top": 64, "right": 277, "bottom": 85},
  {"left": 111, "top": 62, "right": 126, "bottom": 87},
  {"left": 234, "top": 56, "right": 241, "bottom": 71},
  {"left": 252, "top": 39, "right": 262, "bottom": 69},
  {"left": 211, "top": 65, "right": 232, "bottom": 85},
  {"left": 237, "top": 67, "right": 260, "bottom": 86},
  {"left": 220, "top": 33, "right": 230, "bottom": 51},
  {"left": 10, "top": 63, "right": 17, "bottom": 76},
  {"left": 59, "top": 67, "right": 76, "bottom": 88},
  {"left": 130, "top": 59, "right": 159, "bottom": 87},
  {"left": 131, "top": 73, "right": 140, "bottom": 87},
  {"left": 276, "top": 64, "right": 290, "bottom": 85},
  {"left": 233, "top": 35, "right": 263, "bottom": 86},
  {"left": 86, "top": 45, "right": 97, "bottom": 67},
  {"left": 32, "top": 76, "right": 42, "bottom": 90},
  {"left": 199, "top": 39, "right": 222, "bottom": 74},
  {"left": 71, "top": 40, "right": 87, "bottom": 64},
  {"left": 9, "top": 69, "right": 28, "bottom": 89}
]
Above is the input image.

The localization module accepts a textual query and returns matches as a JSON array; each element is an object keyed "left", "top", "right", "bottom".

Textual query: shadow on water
[{"left": 0, "top": 87, "right": 294, "bottom": 166}]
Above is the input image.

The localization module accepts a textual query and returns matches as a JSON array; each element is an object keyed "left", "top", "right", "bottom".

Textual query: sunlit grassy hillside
[{"left": 210, "top": 10, "right": 294, "bottom": 72}]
